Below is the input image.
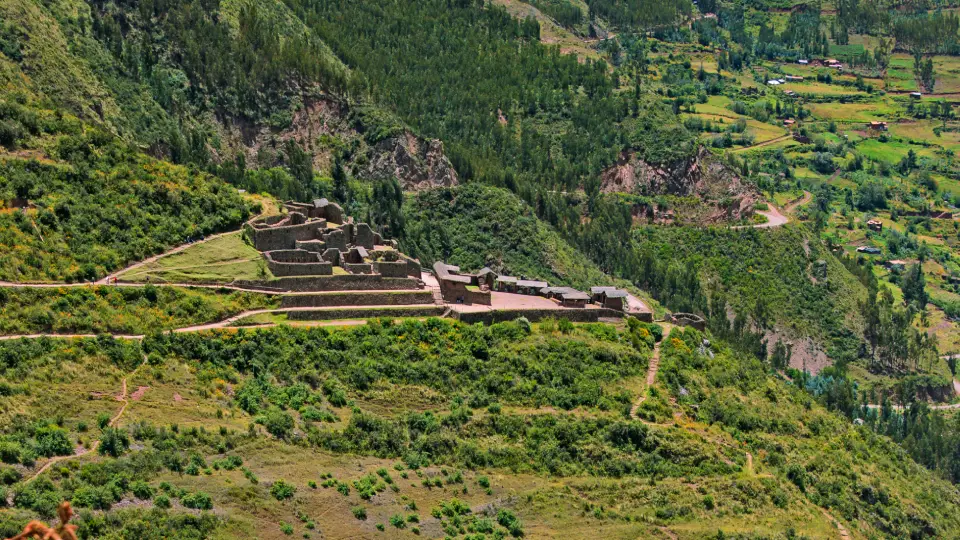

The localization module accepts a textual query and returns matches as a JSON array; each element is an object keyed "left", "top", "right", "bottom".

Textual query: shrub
[
  {"left": 154, "top": 494, "right": 171, "bottom": 508},
  {"left": 181, "top": 491, "right": 213, "bottom": 510},
  {"left": 132, "top": 481, "right": 154, "bottom": 500},
  {"left": 477, "top": 476, "right": 490, "bottom": 488},
  {"left": 280, "top": 522, "right": 294, "bottom": 535},
  {"left": 352, "top": 506, "right": 367, "bottom": 520},
  {"left": 271, "top": 480, "right": 296, "bottom": 501},
  {"left": 98, "top": 428, "right": 130, "bottom": 457},
  {"left": 389, "top": 514, "right": 406, "bottom": 529}
]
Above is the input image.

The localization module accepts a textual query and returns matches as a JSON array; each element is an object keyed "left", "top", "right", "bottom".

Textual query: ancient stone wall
[
  {"left": 263, "top": 250, "right": 333, "bottom": 277},
  {"left": 235, "top": 275, "right": 422, "bottom": 292},
  {"left": 344, "top": 263, "right": 375, "bottom": 274},
  {"left": 452, "top": 308, "right": 624, "bottom": 325},
  {"left": 280, "top": 290, "right": 436, "bottom": 308},
  {"left": 285, "top": 305, "right": 444, "bottom": 321},
  {"left": 376, "top": 261, "right": 409, "bottom": 278},
  {"left": 245, "top": 220, "right": 326, "bottom": 251}
]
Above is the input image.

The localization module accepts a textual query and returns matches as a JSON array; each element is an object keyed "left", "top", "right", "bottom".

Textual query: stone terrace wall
[
  {"left": 280, "top": 290, "right": 436, "bottom": 308},
  {"left": 452, "top": 308, "right": 624, "bottom": 325},
  {"left": 285, "top": 305, "right": 444, "bottom": 321},
  {"left": 235, "top": 275, "right": 422, "bottom": 292},
  {"left": 263, "top": 250, "right": 333, "bottom": 277},
  {"left": 376, "top": 261, "right": 409, "bottom": 278}
]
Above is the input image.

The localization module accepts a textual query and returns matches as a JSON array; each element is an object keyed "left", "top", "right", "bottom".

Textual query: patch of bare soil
[{"left": 130, "top": 386, "right": 150, "bottom": 401}]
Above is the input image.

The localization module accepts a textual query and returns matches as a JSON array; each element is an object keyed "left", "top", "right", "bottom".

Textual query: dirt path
[
  {"left": 820, "top": 508, "right": 853, "bottom": 540},
  {"left": 785, "top": 190, "right": 813, "bottom": 213},
  {"left": 630, "top": 324, "right": 672, "bottom": 418},
  {"left": 23, "top": 359, "right": 144, "bottom": 484}
]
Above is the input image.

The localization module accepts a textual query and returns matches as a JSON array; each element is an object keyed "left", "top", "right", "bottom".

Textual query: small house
[
  {"left": 784, "top": 90, "right": 796, "bottom": 97},
  {"left": 785, "top": 75, "right": 804, "bottom": 82},
  {"left": 474, "top": 267, "right": 497, "bottom": 289},
  {"left": 767, "top": 80, "right": 781, "bottom": 86},
  {"left": 856, "top": 246, "right": 882, "bottom": 255},
  {"left": 783, "top": 119, "right": 796, "bottom": 127},
  {"left": 590, "top": 287, "right": 629, "bottom": 311},
  {"left": 516, "top": 279, "right": 549, "bottom": 295},
  {"left": 798, "top": 59, "right": 809, "bottom": 65},
  {"left": 866, "top": 219, "right": 883, "bottom": 232},
  {"left": 559, "top": 290, "right": 590, "bottom": 309},
  {"left": 495, "top": 276, "right": 518, "bottom": 293},
  {"left": 910, "top": 92, "right": 923, "bottom": 99},
  {"left": 868, "top": 121, "right": 888, "bottom": 131}
]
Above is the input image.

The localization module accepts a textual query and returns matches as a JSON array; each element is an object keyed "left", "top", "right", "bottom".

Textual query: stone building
[{"left": 243, "top": 201, "right": 421, "bottom": 281}]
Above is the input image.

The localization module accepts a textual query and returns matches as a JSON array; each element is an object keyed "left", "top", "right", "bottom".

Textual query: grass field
[{"left": 118, "top": 232, "right": 270, "bottom": 284}]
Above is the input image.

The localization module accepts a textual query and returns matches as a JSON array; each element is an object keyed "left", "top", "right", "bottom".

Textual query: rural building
[
  {"left": 785, "top": 75, "right": 803, "bottom": 82},
  {"left": 784, "top": 89, "right": 796, "bottom": 96},
  {"left": 590, "top": 287, "right": 629, "bottom": 311},
  {"left": 559, "top": 290, "right": 590, "bottom": 308},
  {"left": 910, "top": 92, "right": 923, "bottom": 98},
  {"left": 516, "top": 279, "right": 549, "bottom": 295},
  {"left": 856, "top": 246, "right": 882, "bottom": 255},
  {"left": 867, "top": 219, "right": 883, "bottom": 232},
  {"left": 798, "top": 59, "right": 809, "bottom": 65},
  {"left": 495, "top": 276, "right": 518, "bottom": 293},
  {"left": 767, "top": 79, "right": 781, "bottom": 86},
  {"left": 868, "top": 121, "right": 888, "bottom": 131},
  {"left": 783, "top": 119, "right": 796, "bottom": 127}
]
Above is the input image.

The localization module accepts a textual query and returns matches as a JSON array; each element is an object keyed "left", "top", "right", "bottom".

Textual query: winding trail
[
  {"left": 22, "top": 358, "right": 145, "bottom": 484},
  {"left": 732, "top": 190, "right": 812, "bottom": 230}
]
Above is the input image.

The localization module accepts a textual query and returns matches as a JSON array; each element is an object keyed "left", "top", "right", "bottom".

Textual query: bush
[
  {"left": 181, "top": 491, "right": 213, "bottom": 510},
  {"left": 154, "top": 494, "right": 171, "bottom": 508},
  {"left": 262, "top": 408, "right": 295, "bottom": 440},
  {"left": 280, "top": 522, "right": 294, "bottom": 535},
  {"left": 271, "top": 479, "right": 296, "bottom": 501},
  {"left": 352, "top": 506, "right": 367, "bottom": 520},
  {"left": 131, "top": 481, "right": 154, "bottom": 500},
  {"left": 389, "top": 514, "right": 406, "bottom": 529},
  {"left": 98, "top": 428, "right": 130, "bottom": 457}
]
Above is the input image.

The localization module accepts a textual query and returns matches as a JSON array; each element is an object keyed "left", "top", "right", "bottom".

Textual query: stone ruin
[{"left": 243, "top": 199, "right": 421, "bottom": 279}]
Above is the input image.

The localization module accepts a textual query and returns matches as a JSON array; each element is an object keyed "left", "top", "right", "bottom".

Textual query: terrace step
[{"left": 279, "top": 290, "right": 436, "bottom": 308}]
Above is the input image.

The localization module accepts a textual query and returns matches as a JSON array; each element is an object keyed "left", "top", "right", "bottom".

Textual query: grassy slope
[
  {"left": 117, "top": 232, "right": 269, "bottom": 284},
  {"left": 0, "top": 324, "right": 957, "bottom": 538},
  {"left": 0, "top": 286, "right": 278, "bottom": 335},
  {"left": 635, "top": 225, "right": 868, "bottom": 359}
]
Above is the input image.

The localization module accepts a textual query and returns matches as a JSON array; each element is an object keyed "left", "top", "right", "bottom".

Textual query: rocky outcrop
[
  {"left": 600, "top": 146, "right": 760, "bottom": 224},
  {"left": 364, "top": 134, "right": 458, "bottom": 190},
  {"left": 216, "top": 97, "right": 457, "bottom": 191}
]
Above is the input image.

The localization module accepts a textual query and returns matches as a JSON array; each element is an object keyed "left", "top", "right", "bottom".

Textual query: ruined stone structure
[
  {"left": 243, "top": 201, "right": 422, "bottom": 288},
  {"left": 434, "top": 262, "right": 492, "bottom": 305}
]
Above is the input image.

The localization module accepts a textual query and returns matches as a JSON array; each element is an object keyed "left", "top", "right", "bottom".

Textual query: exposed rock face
[
  {"left": 216, "top": 97, "right": 457, "bottom": 191},
  {"left": 600, "top": 146, "right": 759, "bottom": 224},
  {"left": 364, "top": 134, "right": 458, "bottom": 190}
]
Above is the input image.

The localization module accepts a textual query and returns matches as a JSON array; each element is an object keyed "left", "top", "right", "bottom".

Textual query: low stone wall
[
  {"left": 280, "top": 290, "right": 436, "bottom": 308},
  {"left": 235, "top": 275, "right": 423, "bottom": 292},
  {"left": 344, "top": 263, "right": 375, "bottom": 274},
  {"left": 263, "top": 250, "right": 333, "bottom": 277},
  {"left": 376, "top": 261, "right": 409, "bottom": 278},
  {"left": 285, "top": 305, "right": 444, "bottom": 321},
  {"left": 402, "top": 256, "right": 422, "bottom": 278},
  {"left": 670, "top": 313, "right": 706, "bottom": 331},
  {"left": 451, "top": 308, "right": 624, "bottom": 325}
]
